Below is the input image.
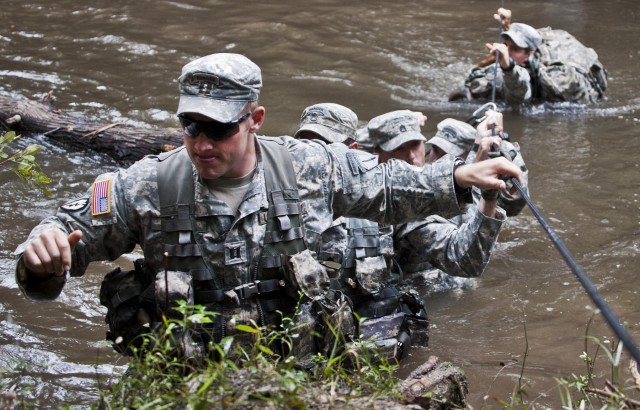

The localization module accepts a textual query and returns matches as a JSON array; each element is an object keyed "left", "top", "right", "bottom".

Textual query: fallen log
[{"left": 0, "top": 93, "right": 182, "bottom": 163}]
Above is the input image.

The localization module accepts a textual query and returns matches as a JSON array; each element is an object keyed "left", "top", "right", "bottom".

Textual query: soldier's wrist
[
  {"left": 502, "top": 57, "right": 515, "bottom": 72},
  {"left": 481, "top": 189, "right": 500, "bottom": 201},
  {"left": 453, "top": 158, "right": 473, "bottom": 204}
]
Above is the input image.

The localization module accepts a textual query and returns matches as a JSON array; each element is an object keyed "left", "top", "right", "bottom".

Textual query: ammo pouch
[
  {"left": 354, "top": 286, "right": 430, "bottom": 361},
  {"left": 283, "top": 249, "right": 330, "bottom": 301},
  {"left": 314, "top": 289, "right": 356, "bottom": 358},
  {"left": 465, "top": 65, "right": 504, "bottom": 100},
  {"left": 99, "top": 259, "right": 155, "bottom": 356},
  {"left": 358, "top": 311, "right": 427, "bottom": 362},
  {"left": 288, "top": 293, "right": 357, "bottom": 365},
  {"left": 354, "top": 255, "right": 388, "bottom": 295},
  {"left": 154, "top": 270, "right": 194, "bottom": 319}
]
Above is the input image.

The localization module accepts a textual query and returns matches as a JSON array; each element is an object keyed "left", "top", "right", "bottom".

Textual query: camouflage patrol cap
[
  {"left": 367, "top": 110, "right": 426, "bottom": 152},
  {"left": 294, "top": 103, "right": 358, "bottom": 143},
  {"left": 426, "top": 118, "right": 476, "bottom": 157},
  {"left": 501, "top": 23, "right": 542, "bottom": 50},
  {"left": 177, "top": 53, "right": 261, "bottom": 123}
]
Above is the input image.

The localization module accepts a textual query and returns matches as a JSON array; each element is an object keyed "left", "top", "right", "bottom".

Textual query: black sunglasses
[{"left": 179, "top": 111, "right": 252, "bottom": 141}]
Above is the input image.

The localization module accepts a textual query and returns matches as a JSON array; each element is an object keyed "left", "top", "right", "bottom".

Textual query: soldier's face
[
  {"left": 504, "top": 38, "right": 530, "bottom": 66},
  {"left": 182, "top": 109, "right": 262, "bottom": 179},
  {"left": 377, "top": 140, "right": 426, "bottom": 167},
  {"left": 426, "top": 145, "right": 446, "bottom": 164}
]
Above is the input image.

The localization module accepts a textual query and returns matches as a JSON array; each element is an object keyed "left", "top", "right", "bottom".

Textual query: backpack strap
[{"left": 257, "top": 137, "right": 307, "bottom": 274}]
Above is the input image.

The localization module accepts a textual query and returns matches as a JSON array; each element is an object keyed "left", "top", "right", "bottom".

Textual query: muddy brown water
[{"left": 1, "top": 0, "right": 639, "bottom": 407}]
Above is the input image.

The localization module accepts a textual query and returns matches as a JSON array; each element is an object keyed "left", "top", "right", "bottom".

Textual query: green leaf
[
  {"left": 186, "top": 313, "right": 213, "bottom": 324},
  {"left": 257, "top": 345, "right": 274, "bottom": 355},
  {"left": 23, "top": 144, "right": 42, "bottom": 155},
  {"left": 235, "top": 324, "right": 259, "bottom": 334}
]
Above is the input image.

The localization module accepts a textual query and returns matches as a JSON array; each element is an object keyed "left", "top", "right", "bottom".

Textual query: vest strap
[
  {"left": 164, "top": 243, "right": 203, "bottom": 257},
  {"left": 264, "top": 226, "right": 304, "bottom": 244},
  {"left": 261, "top": 254, "right": 288, "bottom": 269}
]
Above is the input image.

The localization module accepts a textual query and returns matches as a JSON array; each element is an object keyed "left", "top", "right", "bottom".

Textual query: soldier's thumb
[{"left": 68, "top": 230, "right": 83, "bottom": 250}]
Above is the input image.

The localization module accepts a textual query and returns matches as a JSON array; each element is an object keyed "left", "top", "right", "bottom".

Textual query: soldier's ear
[{"left": 248, "top": 107, "right": 265, "bottom": 133}]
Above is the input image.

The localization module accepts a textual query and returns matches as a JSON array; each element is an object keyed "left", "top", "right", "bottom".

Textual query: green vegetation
[
  {"left": 95, "top": 302, "right": 640, "bottom": 409},
  {"left": 99, "top": 302, "right": 404, "bottom": 409},
  {"left": 488, "top": 310, "right": 640, "bottom": 409},
  {"left": 0, "top": 130, "right": 51, "bottom": 196}
]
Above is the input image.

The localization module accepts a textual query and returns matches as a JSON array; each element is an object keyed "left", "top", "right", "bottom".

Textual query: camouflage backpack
[{"left": 531, "top": 27, "right": 608, "bottom": 104}]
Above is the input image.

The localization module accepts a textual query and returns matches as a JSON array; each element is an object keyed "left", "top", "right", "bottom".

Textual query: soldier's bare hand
[
  {"left": 411, "top": 111, "right": 428, "bottom": 127},
  {"left": 473, "top": 136, "right": 503, "bottom": 162},
  {"left": 23, "top": 230, "right": 83, "bottom": 278},
  {"left": 494, "top": 8, "right": 511, "bottom": 23},
  {"left": 454, "top": 157, "right": 522, "bottom": 192},
  {"left": 485, "top": 43, "right": 510, "bottom": 69},
  {"left": 475, "top": 109, "right": 503, "bottom": 141}
]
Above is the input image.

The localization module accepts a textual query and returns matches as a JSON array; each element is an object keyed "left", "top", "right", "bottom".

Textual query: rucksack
[{"left": 532, "top": 27, "right": 608, "bottom": 103}]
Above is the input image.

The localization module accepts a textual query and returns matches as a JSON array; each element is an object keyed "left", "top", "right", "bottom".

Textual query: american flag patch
[{"left": 91, "top": 179, "right": 111, "bottom": 216}]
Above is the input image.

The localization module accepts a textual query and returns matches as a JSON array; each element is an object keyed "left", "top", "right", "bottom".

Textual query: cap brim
[
  {"left": 426, "top": 136, "right": 465, "bottom": 157},
  {"left": 378, "top": 132, "right": 426, "bottom": 152},
  {"left": 294, "top": 123, "right": 350, "bottom": 143},
  {"left": 177, "top": 94, "right": 247, "bottom": 123},
  {"left": 501, "top": 31, "right": 528, "bottom": 49}
]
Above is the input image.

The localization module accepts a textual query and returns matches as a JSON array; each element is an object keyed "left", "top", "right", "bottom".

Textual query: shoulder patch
[
  {"left": 91, "top": 179, "right": 112, "bottom": 216},
  {"left": 61, "top": 198, "right": 89, "bottom": 212},
  {"left": 346, "top": 151, "right": 378, "bottom": 175},
  {"left": 346, "top": 152, "right": 360, "bottom": 176}
]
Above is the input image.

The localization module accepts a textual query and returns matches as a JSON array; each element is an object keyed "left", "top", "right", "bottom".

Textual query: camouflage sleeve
[
  {"left": 13, "top": 162, "right": 148, "bottom": 299},
  {"left": 393, "top": 205, "right": 506, "bottom": 278},
  {"left": 324, "top": 142, "right": 465, "bottom": 223},
  {"left": 502, "top": 65, "right": 533, "bottom": 105}
]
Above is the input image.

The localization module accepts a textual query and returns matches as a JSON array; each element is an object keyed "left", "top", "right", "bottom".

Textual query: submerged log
[{"left": 0, "top": 93, "right": 182, "bottom": 162}]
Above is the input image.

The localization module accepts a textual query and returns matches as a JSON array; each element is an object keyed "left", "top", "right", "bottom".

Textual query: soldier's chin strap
[{"left": 510, "top": 177, "right": 640, "bottom": 366}]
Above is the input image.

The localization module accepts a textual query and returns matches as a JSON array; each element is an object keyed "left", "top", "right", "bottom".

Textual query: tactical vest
[
  {"left": 318, "top": 217, "right": 412, "bottom": 319},
  {"left": 324, "top": 218, "right": 387, "bottom": 290},
  {"left": 316, "top": 217, "right": 429, "bottom": 360},
  {"left": 155, "top": 139, "right": 307, "bottom": 333}
]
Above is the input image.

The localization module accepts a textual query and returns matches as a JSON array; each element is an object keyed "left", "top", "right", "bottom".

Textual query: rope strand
[{"left": 510, "top": 178, "right": 640, "bottom": 365}]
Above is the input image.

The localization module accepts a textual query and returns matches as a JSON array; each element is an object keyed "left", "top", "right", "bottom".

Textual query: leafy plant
[
  {"left": 0, "top": 130, "right": 51, "bottom": 195},
  {"left": 99, "top": 302, "right": 403, "bottom": 409}
]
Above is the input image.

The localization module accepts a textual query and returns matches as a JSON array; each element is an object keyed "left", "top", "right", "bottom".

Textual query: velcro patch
[
  {"left": 61, "top": 198, "right": 89, "bottom": 212},
  {"left": 225, "top": 241, "right": 247, "bottom": 265},
  {"left": 346, "top": 151, "right": 378, "bottom": 175},
  {"left": 346, "top": 152, "right": 361, "bottom": 176},
  {"left": 91, "top": 179, "right": 111, "bottom": 216}
]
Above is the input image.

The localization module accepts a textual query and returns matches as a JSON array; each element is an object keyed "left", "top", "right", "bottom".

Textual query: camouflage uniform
[
  {"left": 14, "top": 135, "right": 469, "bottom": 346},
  {"left": 369, "top": 115, "right": 511, "bottom": 295},
  {"left": 296, "top": 105, "right": 506, "bottom": 359},
  {"left": 461, "top": 24, "right": 607, "bottom": 105},
  {"left": 393, "top": 207, "right": 505, "bottom": 285}
]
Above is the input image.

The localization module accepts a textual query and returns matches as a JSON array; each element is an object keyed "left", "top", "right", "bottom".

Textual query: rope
[
  {"left": 510, "top": 178, "right": 640, "bottom": 365},
  {"left": 490, "top": 0, "right": 505, "bottom": 103},
  {"left": 482, "top": 2, "right": 640, "bottom": 364}
]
